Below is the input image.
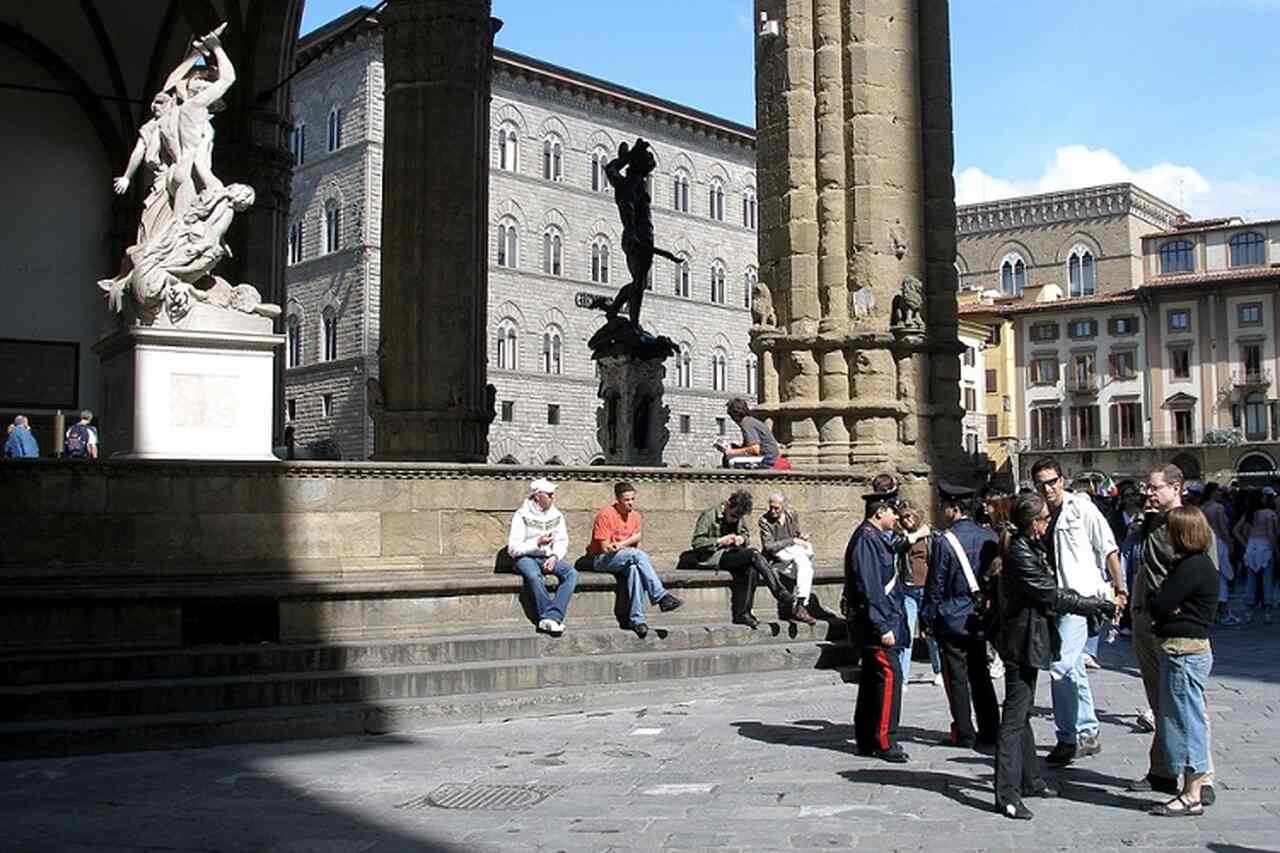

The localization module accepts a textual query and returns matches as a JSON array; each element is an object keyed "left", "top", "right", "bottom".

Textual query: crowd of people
[{"left": 504, "top": 458, "right": 1271, "bottom": 820}]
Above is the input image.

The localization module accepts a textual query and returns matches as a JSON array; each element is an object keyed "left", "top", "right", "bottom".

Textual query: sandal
[{"left": 1149, "top": 794, "right": 1203, "bottom": 817}]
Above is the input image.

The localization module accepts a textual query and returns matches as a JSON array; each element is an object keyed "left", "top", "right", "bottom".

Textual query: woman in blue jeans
[{"left": 1148, "top": 505, "right": 1219, "bottom": 816}]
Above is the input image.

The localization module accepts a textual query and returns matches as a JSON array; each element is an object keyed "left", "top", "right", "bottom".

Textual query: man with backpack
[{"left": 64, "top": 410, "right": 98, "bottom": 459}]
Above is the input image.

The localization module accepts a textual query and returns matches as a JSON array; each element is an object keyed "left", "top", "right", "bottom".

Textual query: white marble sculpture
[{"left": 99, "top": 24, "right": 279, "bottom": 327}]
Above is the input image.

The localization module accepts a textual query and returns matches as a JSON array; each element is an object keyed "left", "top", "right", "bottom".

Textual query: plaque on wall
[{"left": 0, "top": 338, "right": 79, "bottom": 410}]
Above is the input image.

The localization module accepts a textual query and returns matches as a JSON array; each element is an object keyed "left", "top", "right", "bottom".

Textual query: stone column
[
  {"left": 373, "top": 0, "right": 500, "bottom": 461},
  {"left": 753, "top": 0, "right": 968, "bottom": 477}
]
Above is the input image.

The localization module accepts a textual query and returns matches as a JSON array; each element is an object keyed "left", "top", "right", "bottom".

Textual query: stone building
[{"left": 284, "top": 8, "right": 757, "bottom": 464}]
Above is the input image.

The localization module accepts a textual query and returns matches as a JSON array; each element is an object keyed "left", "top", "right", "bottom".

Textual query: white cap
[{"left": 529, "top": 477, "right": 557, "bottom": 495}]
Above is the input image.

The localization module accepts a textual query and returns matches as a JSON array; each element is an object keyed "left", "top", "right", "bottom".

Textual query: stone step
[
  {"left": 0, "top": 642, "right": 852, "bottom": 758},
  {"left": 0, "top": 616, "right": 848, "bottom": 686},
  {"left": 0, "top": 620, "right": 854, "bottom": 723}
]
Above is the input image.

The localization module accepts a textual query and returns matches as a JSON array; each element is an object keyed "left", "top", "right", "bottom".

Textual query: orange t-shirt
[{"left": 588, "top": 504, "right": 642, "bottom": 556}]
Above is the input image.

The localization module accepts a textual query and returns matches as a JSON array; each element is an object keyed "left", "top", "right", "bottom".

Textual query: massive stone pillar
[
  {"left": 373, "top": 0, "right": 500, "bottom": 461},
  {"left": 752, "top": 0, "right": 967, "bottom": 477}
]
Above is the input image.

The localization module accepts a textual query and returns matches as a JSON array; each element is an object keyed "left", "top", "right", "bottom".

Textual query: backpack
[{"left": 65, "top": 423, "right": 91, "bottom": 458}]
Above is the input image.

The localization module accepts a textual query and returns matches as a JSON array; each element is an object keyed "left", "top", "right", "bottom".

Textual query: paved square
[{"left": 2, "top": 623, "right": 1277, "bottom": 852}]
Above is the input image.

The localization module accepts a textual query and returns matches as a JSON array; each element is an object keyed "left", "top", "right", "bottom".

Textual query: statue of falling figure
[{"left": 591, "top": 138, "right": 681, "bottom": 327}]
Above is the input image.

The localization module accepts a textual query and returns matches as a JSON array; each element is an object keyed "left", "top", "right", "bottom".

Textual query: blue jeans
[
  {"left": 1050, "top": 613, "right": 1099, "bottom": 744},
  {"left": 901, "top": 587, "right": 942, "bottom": 681},
  {"left": 513, "top": 556, "right": 577, "bottom": 622},
  {"left": 591, "top": 548, "right": 667, "bottom": 627},
  {"left": 1159, "top": 649, "right": 1214, "bottom": 777},
  {"left": 1084, "top": 631, "right": 1101, "bottom": 660}
]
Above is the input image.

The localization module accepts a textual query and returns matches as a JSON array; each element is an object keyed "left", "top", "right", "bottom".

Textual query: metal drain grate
[{"left": 398, "top": 783, "right": 563, "bottom": 812}]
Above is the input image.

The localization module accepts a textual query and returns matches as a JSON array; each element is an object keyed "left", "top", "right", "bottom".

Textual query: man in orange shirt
[{"left": 588, "top": 481, "right": 683, "bottom": 637}]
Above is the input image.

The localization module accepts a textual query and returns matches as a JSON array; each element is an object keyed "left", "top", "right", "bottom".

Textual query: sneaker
[
  {"left": 1045, "top": 743, "right": 1076, "bottom": 767},
  {"left": 932, "top": 673, "right": 944, "bottom": 686},
  {"left": 1218, "top": 613, "right": 1242, "bottom": 626},
  {"left": 1000, "top": 800, "right": 1034, "bottom": 820},
  {"left": 1083, "top": 654, "right": 1100, "bottom": 670},
  {"left": 1127, "top": 774, "right": 1179, "bottom": 794},
  {"left": 791, "top": 603, "right": 817, "bottom": 625},
  {"left": 1136, "top": 708, "right": 1156, "bottom": 732},
  {"left": 1076, "top": 734, "right": 1101, "bottom": 758},
  {"left": 537, "top": 618, "right": 555, "bottom": 634},
  {"left": 632, "top": 622, "right": 649, "bottom": 639},
  {"left": 546, "top": 619, "right": 565, "bottom": 636},
  {"left": 657, "top": 593, "right": 684, "bottom": 613}
]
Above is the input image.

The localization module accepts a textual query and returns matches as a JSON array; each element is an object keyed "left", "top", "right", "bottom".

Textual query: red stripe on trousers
[{"left": 875, "top": 648, "right": 894, "bottom": 751}]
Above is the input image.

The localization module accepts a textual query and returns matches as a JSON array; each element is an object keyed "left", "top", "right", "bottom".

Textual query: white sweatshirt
[{"left": 507, "top": 497, "right": 569, "bottom": 560}]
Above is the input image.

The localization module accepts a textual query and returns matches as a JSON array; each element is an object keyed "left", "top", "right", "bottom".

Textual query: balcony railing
[
  {"left": 1066, "top": 374, "right": 1100, "bottom": 395},
  {"left": 1024, "top": 426, "right": 1273, "bottom": 452},
  {"left": 1233, "top": 368, "right": 1273, "bottom": 388}
]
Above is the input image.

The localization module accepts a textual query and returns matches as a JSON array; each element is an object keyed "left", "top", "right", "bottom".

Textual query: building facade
[{"left": 285, "top": 9, "right": 757, "bottom": 464}]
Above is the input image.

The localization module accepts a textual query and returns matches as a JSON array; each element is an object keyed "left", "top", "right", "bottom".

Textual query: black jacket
[{"left": 995, "top": 532, "right": 1106, "bottom": 669}]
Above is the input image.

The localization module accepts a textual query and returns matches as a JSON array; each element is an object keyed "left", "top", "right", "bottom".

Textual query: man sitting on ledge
[
  {"left": 683, "top": 489, "right": 793, "bottom": 628},
  {"left": 587, "top": 481, "right": 683, "bottom": 638},
  {"left": 507, "top": 477, "right": 577, "bottom": 636}
]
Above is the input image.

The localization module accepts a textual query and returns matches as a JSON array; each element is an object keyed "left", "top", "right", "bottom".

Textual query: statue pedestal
[
  {"left": 595, "top": 355, "right": 671, "bottom": 466},
  {"left": 93, "top": 313, "right": 282, "bottom": 461}
]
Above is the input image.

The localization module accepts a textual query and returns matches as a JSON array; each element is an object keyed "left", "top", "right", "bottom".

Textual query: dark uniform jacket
[
  {"left": 844, "top": 520, "right": 909, "bottom": 650},
  {"left": 995, "top": 533, "right": 1101, "bottom": 668},
  {"left": 922, "top": 517, "right": 998, "bottom": 639}
]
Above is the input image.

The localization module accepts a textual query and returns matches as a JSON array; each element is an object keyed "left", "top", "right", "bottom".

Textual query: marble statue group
[{"left": 99, "top": 24, "right": 277, "bottom": 326}]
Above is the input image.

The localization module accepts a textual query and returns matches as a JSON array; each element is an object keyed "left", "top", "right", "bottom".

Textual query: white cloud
[{"left": 955, "top": 144, "right": 1280, "bottom": 220}]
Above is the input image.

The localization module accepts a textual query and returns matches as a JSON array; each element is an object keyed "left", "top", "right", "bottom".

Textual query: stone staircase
[{"left": 0, "top": 607, "right": 854, "bottom": 759}]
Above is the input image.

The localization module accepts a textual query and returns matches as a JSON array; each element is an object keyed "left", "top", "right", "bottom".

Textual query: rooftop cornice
[{"left": 957, "top": 183, "right": 1187, "bottom": 236}]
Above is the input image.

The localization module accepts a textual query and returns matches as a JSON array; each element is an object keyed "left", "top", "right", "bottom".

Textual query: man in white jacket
[{"left": 508, "top": 477, "right": 578, "bottom": 635}]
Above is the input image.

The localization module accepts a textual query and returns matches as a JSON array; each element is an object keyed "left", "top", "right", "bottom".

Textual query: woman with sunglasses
[{"left": 993, "top": 492, "right": 1116, "bottom": 819}]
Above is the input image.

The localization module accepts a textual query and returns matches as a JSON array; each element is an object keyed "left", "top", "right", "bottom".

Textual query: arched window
[
  {"left": 742, "top": 187, "right": 757, "bottom": 229},
  {"left": 496, "top": 220, "right": 518, "bottom": 268},
  {"left": 708, "top": 179, "right": 725, "bottom": 221},
  {"left": 1000, "top": 253, "right": 1026, "bottom": 296},
  {"left": 746, "top": 353, "right": 758, "bottom": 397},
  {"left": 744, "top": 267, "right": 757, "bottom": 310},
  {"left": 542, "top": 135, "right": 562, "bottom": 182},
  {"left": 287, "top": 221, "right": 302, "bottom": 265},
  {"left": 590, "top": 148, "right": 608, "bottom": 192},
  {"left": 672, "top": 169, "right": 689, "bottom": 213},
  {"left": 286, "top": 315, "right": 302, "bottom": 368},
  {"left": 1068, "top": 245, "right": 1095, "bottom": 298},
  {"left": 291, "top": 122, "right": 306, "bottom": 165},
  {"left": 542, "top": 327, "right": 563, "bottom": 375},
  {"left": 324, "top": 202, "right": 341, "bottom": 253},
  {"left": 321, "top": 307, "right": 338, "bottom": 362},
  {"left": 711, "top": 348, "right": 728, "bottom": 391},
  {"left": 497, "top": 125, "right": 519, "bottom": 172},
  {"left": 542, "top": 228, "right": 562, "bottom": 276},
  {"left": 709, "top": 262, "right": 726, "bottom": 304},
  {"left": 495, "top": 319, "right": 518, "bottom": 370},
  {"left": 676, "top": 343, "right": 692, "bottom": 388},
  {"left": 326, "top": 107, "right": 342, "bottom": 152},
  {"left": 1229, "top": 231, "right": 1265, "bottom": 268},
  {"left": 674, "top": 255, "right": 690, "bottom": 297},
  {"left": 1159, "top": 239, "right": 1195, "bottom": 275},
  {"left": 591, "top": 238, "right": 610, "bottom": 283}
]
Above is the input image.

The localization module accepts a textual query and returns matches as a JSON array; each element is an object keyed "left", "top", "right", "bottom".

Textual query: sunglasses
[{"left": 1034, "top": 475, "right": 1061, "bottom": 492}]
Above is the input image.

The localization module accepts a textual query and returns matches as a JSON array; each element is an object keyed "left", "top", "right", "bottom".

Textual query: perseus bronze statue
[{"left": 598, "top": 138, "right": 680, "bottom": 326}]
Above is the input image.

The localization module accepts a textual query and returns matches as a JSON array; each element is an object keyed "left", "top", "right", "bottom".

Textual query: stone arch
[
  {"left": 584, "top": 217, "right": 617, "bottom": 245},
  {"left": 493, "top": 299, "right": 527, "bottom": 329},
  {"left": 1055, "top": 231, "right": 1103, "bottom": 264},
  {"left": 489, "top": 435, "right": 522, "bottom": 464},
  {"left": 1236, "top": 450, "right": 1276, "bottom": 473},
  {"left": 737, "top": 170, "right": 757, "bottom": 195},
  {"left": 679, "top": 325, "right": 699, "bottom": 347},
  {"left": 670, "top": 234, "right": 696, "bottom": 261},
  {"left": 669, "top": 150, "right": 698, "bottom": 183},
  {"left": 285, "top": 296, "right": 307, "bottom": 326},
  {"left": 320, "top": 178, "right": 346, "bottom": 206},
  {"left": 538, "top": 114, "right": 573, "bottom": 148},
  {"left": 493, "top": 102, "right": 528, "bottom": 134},
  {"left": 705, "top": 161, "right": 731, "bottom": 186},
  {"left": 542, "top": 306, "right": 567, "bottom": 329},
  {"left": 541, "top": 207, "right": 571, "bottom": 235},
  {"left": 954, "top": 252, "right": 971, "bottom": 275},
  {"left": 586, "top": 127, "right": 617, "bottom": 154},
  {"left": 987, "top": 239, "right": 1036, "bottom": 271},
  {"left": 492, "top": 198, "right": 527, "bottom": 227},
  {"left": 1169, "top": 452, "right": 1202, "bottom": 482}
]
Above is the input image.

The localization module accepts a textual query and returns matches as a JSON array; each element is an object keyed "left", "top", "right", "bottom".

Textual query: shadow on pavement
[{"left": 837, "top": 767, "right": 992, "bottom": 814}]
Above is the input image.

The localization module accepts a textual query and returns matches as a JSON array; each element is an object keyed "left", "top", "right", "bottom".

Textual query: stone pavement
[{"left": 2, "top": 620, "right": 1277, "bottom": 853}]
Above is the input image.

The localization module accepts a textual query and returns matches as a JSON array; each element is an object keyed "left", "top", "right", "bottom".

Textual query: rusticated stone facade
[{"left": 752, "top": 0, "right": 966, "bottom": 475}]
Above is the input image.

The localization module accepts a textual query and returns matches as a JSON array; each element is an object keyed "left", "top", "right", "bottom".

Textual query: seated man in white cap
[{"left": 507, "top": 477, "right": 578, "bottom": 635}]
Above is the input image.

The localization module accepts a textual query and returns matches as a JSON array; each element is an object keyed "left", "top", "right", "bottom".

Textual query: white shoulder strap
[{"left": 942, "top": 530, "right": 980, "bottom": 594}]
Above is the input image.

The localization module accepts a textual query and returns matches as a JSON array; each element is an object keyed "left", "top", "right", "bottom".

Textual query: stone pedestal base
[
  {"left": 596, "top": 356, "right": 671, "bottom": 466},
  {"left": 372, "top": 408, "right": 493, "bottom": 462},
  {"left": 93, "top": 323, "right": 282, "bottom": 461}
]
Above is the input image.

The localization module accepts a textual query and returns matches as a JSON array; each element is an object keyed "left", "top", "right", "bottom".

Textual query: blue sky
[{"left": 301, "top": 1, "right": 1280, "bottom": 218}]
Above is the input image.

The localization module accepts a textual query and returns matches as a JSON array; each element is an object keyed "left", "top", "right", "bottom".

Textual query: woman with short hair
[{"left": 1148, "top": 505, "right": 1219, "bottom": 816}]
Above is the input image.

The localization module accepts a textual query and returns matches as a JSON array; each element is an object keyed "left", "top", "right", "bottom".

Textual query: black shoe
[
  {"left": 1076, "top": 734, "right": 1101, "bottom": 758},
  {"left": 871, "top": 747, "right": 910, "bottom": 764},
  {"left": 948, "top": 735, "right": 977, "bottom": 749},
  {"left": 1000, "top": 800, "right": 1034, "bottom": 820},
  {"left": 1045, "top": 742, "right": 1077, "bottom": 767},
  {"left": 632, "top": 622, "right": 649, "bottom": 639},
  {"left": 1201, "top": 785, "right": 1216, "bottom": 806},
  {"left": 1024, "top": 783, "right": 1059, "bottom": 799},
  {"left": 974, "top": 739, "right": 998, "bottom": 755},
  {"left": 657, "top": 593, "right": 683, "bottom": 613},
  {"left": 1128, "top": 774, "right": 1180, "bottom": 794},
  {"left": 732, "top": 614, "right": 760, "bottom": 629}
]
